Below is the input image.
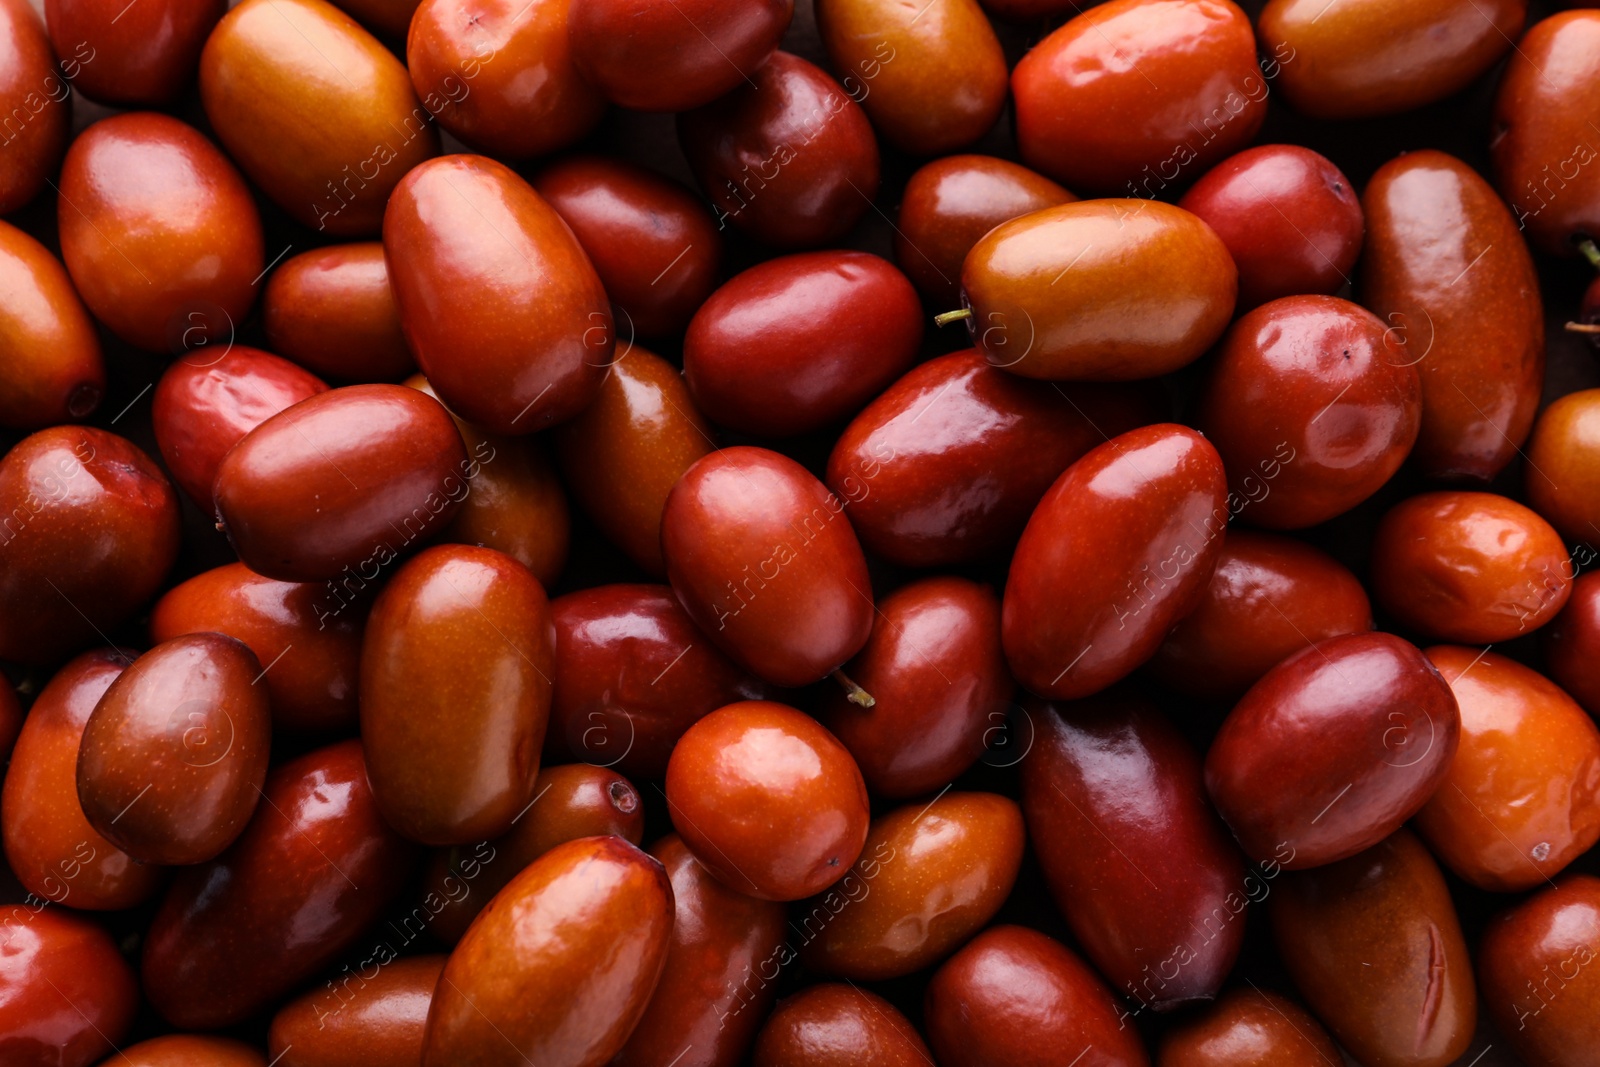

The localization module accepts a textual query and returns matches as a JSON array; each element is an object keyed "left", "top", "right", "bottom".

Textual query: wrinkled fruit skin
[
  {"left": 0, "top": 905, "right": 138, "bottom": 1067},
  {"left": 1478, "top": 874, "right": 1600, "bottom": 1067}
]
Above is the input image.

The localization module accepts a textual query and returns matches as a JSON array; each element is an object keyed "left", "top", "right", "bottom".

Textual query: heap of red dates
[{"left": 7, "top": 0, "right": 1600, "bottom": 1063}]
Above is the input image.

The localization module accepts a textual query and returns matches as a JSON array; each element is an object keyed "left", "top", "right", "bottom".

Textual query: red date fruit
[
  {"left": 0, "top": 905, "right": 138, "bottom": 1067},
  {"left": 0, "top": 0, "right": 68, "bottom": 214},
  {"left": 268, "top": 954, "right": 445, "bottom": 1067},
  {"left": 115, "top": 1035, "right": 266, "bottom": 1066},
  {"left": 44, "top": 0, "right": 224, "bottom": 106},
  {"left": 1545, "top": 571, "right": 1600, "bottom": 718},
  {"left": 1525, "top": 389, "right": 1600, "bottom": 546},
  {"left": 1157, "top": 987, "right": 1342, "bottom": 1066},
  {"left": 754, "top": 984, "right": 932, "bottom": 1067},
  {"left": 0, "top": 220, "right": 104, "bottom": 430},
  {"left": 262, "top": 243, "right": 416, "bottom": 383},
  {"left": 1478, "top": 875, "right": 1600, "bottom": 1067}
]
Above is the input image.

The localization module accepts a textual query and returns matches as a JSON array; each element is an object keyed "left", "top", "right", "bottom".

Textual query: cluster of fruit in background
[{"left": 6, "top": 0, "right": 1600, "bottom": 1065}]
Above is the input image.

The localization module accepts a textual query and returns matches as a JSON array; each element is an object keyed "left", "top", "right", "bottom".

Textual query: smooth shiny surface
[
  {"left": 1526, "top": 389, "right": 1600, "bottom": 546},
  {"left": 546, "top": 584, "right": 766, "bottom": 780},
  {"left": 1022, "top": 693, "right": 1248, "bottom": 1009},
  {"left": 685, "top": 251, "right": 921, "bottom": 438},
  {"left": 199, "top": 0, "right": 437, "bottom": 235},
  {"left": 532, "top": 156, "right": 722, "bottom": 338},
  {"left": 213, "top": 383, "right": 469, "bottom": 583},
  {"left": 361, "top": 544, "right": 552, "bottom": 845},
  {"left": 112, "top": 1035, "right": 266, "bottom": 1067},
  {"left": 816, "top": 576, "right": 1011, "bottom": 798},
  {"left": 816, "top": 0, "right": 1005, "bottom": 156},
  {"left": 77, "top": 634, "right": 270, "bottom": 866},
  {"left": 1, "top": 649, "right": 160, "bottom": 911},
  {"left": 1150, "top": 529, "right": 1373, "bottom": 702},
  {"left": 422, "top": 836, "right": 673, "bottom": 1067},
  {"left": 827, "top": 351, "right": 1158, "bottom": 568},
  {"left": 1013, "top": 0, "right": 1264, "bottom": 194},
  {"left": 1268, "top": 830, "right": 1476, "bottom": 1067},
  {"left": 0, "top": 906, "right": 138, "bottom": 1067},
  {"left": 44, "top": 0, "right": 223, "bottom": 105},
  {"left": 554, "top": 350, "right": 714, "bottom": 577},
  {"left": 753, "top": 984, "right": 932, "bottom": 1067},
  {"left": 800, "top": 792, "right": 1023, "bottom": 980},
  {"left": 0, "top": 426, "right": 179, "bottom": 666},
  {"left": 1196, "top": 294, "right": 1422, "bottom": 530},
  {"left": 1478, "top": 875, "right": 1600, "bottom": 1067},
  {"left": 0, "top": 0, "right": 69, "bottom": 214},
  {"left": 1361, "top": 149, "right": 1544, "bottom": 480},
  {"left": 268, "top": 954, "right": 444, "bottom": 1067},
  {"left": 1002, "top": 423, "right": 1228, "bottom": 700},
  {"left": 384, "top": 154, "right": 612, "bottom": 433},
  {"left": 961, "top": 200, "right": 1237, "bottom": 381},
  {"left": 408, "top": 0, "right": 601, "bottom": 159},
  {"left": 1206, "top": 632, "right": 1460, "bottom": 868},
  {"left": 1371, "top": 491, "right": 1572, "bottom": 643},
  {"left": 57, "top": 112, "right": 263, "bottom": 354},
  {"left": 1261, "top": 0, "right": 1524, "bottom": 119},
  {"left": 1545, "top": 571, "right": 1600, "bottom": 719},
  {"left": 262, "top": 243, "right": 415, "bottom": 383},
  {"left": 662, "top": 447, "right": 874, "bottom": 688},
  {"left": 1415, "top": 647, "right": 1600, "bottom": 892},
  {"left": 152, "top": 346, "right": 328, "bottom": 508},
  {"left": 665, "top": 701, "right": 870, "bottom": 902},
  {"left": 141, "top": 740, "right": 417, "bottom": 1029},
  {"left": 678, "top": 51, "right": 879, "bottom": 248},
  {"left": 149, "top": 562, "right": 365, "bottom": 735},
  {"left": 1157, "top": 987, "right": 1343, "bottom": 1067},
  {"left": 0, "top": 220, "right": 103, "bottom": 430},
  {"left": 924, "top": 925, "right": 1151, "bottom": 1067}
]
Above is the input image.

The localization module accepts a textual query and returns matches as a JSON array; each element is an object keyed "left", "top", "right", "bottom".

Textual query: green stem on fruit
[
  {"left": 1579, "top": 238, "right": 1600, "bottom": 272},
  {"left": 1566, "top": 321, "right": 1600, "bottom": 334},
  {"left": 934, "top": 308, "right": 973, "bottom": 328},
  {"left": 832, "top": 669, "right": 875, "bottom": 708}
]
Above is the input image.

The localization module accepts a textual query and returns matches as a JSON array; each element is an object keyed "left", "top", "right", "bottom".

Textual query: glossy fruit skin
[
  {"left": 149, "top": 563, "right": 364, "bottom": 735},
  {"left": 753, "top": 984, "right": 933, "bottom": 1067},
  {"left": 152, "top": 346, "right": 329, "bottom": 508},
  {"left": 1149, "top": 530, "right": 1373, "bottom": 702},
  {"left": 1177, "top": 145, "right": 1363, "bottom": 311},
  {"left": 408, "top": 375, "right": 570, "bottom": 588},
  {"left": 553, "top": 350, "right": 714, "bottom": 577},
  {"left": 1002, "top": 424, "right": 1228, "bottom": 700},
  {"left": 1492, "top": 10, "right": 1600, "bottom": 255},
  {"left": 895, "top": 155, "right": 1076, "bottom": 306},
  {"left": 142, "top": 740, "right": 417, "bottom": 1029},
  {"left": 1022, "top": 694, "right": 1248, "bottom": 1009},
  {"left": 43, "top": 0, "right": 224, "bottom": 105},
  {"left": 0, "top": 0, "right": 69, "bottom": 215},
  {"left": 816, "top": 577, "right": 1011, "bottom": 798},
  {"left": 532, "top": 157, "right": 722, "bottom": 339},
  {"left": 1261, "top": 0, "right": 1523, "bottom": 120},
  {"left": 665, "top": 701, "right": 869, "bottom": 902},
  {"left": 1414, "top": 647, "right": 1600, "bottom": 892},
  {"left": 1526, "top": 390, "right": 1600, "bottom": 545},
  {"left": 662, "top": 447, "right": 874, "bottom": 688},
  {"left": 1478, "top": 875, "right": 1600, "bottom": 1067},
  {"left": 112, "top": 1036, "right": 265, "bottom": 1066},
  {"left": 1361, "top": 149, "right": 1544, "bottom": 480},
  {"left": 801, "top": 792, "right": 1023, "bottom": 980},
  {"left": 1371, "top": 491, "right": 1572, "bottom": 643},
  {"left": 1268, "top": 830, "right": 1476, "bottom": 1067},
  {"left": 425, "top": 763, "right": 644, "bottom": 945},
  {"left": 826, "top": 351, "right": 1159, "bottom": 568},
  {"left": 1196, "top": 295, "right": 1422, "bottom": 530},
  {"left": 407, "top": 0, "right": 603, "bottom": 159},
  {"left": 2, "top": 650, "right": 161, "bottom": 911},
  {"left": 0, "top": 220, "right": 104, "bottom": 430},
  {"left": 616, "top": 834, "right": 789, "bottom": 1067},
  {"left": 0, "top": 905, "right": 138, "bottom": 1067},
  {"left": 1546, "top": 572, "right": 1600, "bottom": 718},
  {"left": 262, "top": 243, "right": 416, "bottom": 383},
  {"left": 1157, "top": 987, "right": 1342, "bottom": 1067},
  {"left": 1012, "top": 0, "right": 1264, "bottom": 195},
  {"left": 57, "top": 112, "right": 264, "bottom": 354},
  {"left": 678, "top": 51, "right": 880, "bottom": 249},
  {"left": 385, "top": 154, "right": 612, "bottom": 433},
  {"left": 268, "top": 954, "right": 444, "bottom": 1067},
  {"left": 361, "top": 545, "right": 552, "bottom": 846},
  {"left": 925, "top": 925, "right": 1151, "bottom": 1067},
  {"left": 213, "top": 383, "right": 469, "bottom": 583},
  {"left": 546, "top": 584, "right": 766, "bottom": 780},
  {"left": 200, "top": 0, "right": 437, "bottom": 236},
  {"left": 1206, "top": 632, "right": 1460, "bottom": 869},
  {"left": 423, "top": 836, "right": 673, "bottom": 1067},
  {"left": 569, "top": 0, "right": 792, "bottom": 112},
  {"left": 0, "top": 427, "right": 180, "bottom": 667},
  {"left": 816, "top": 0, "right": 1006, "bottom": 156},
  {"left": 77, "top": 634, "right": 270, "bottom": 866},
  {"left": 961, "top": 200, "right": 1237, "bottom": 381},
  {"left": 684, "top": 252, "right": 922, "bottom": 438}
]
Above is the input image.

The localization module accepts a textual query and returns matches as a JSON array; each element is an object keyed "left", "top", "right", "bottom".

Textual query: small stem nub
[
  {"left": 832, "top": 669, "right": 875, "bottom": 708},
  {"left": 934, "top": 308, "right": 973, "bottom": 328},
  {"left": 1579, "top": 238, "right": 1600, "bottom": 271},
  {"left": 1567, "top": 321, "right": 1600, "bottom": 334}
]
